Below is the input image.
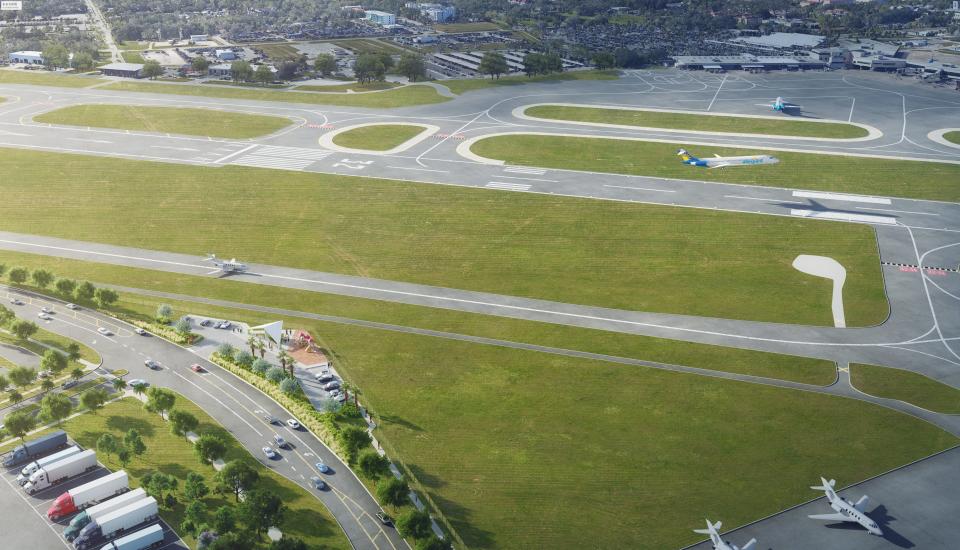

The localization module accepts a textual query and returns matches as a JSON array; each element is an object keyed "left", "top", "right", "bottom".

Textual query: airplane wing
[
  {"left": 713, "top": 154, "right": 722, "bottom": 158},
  {"left": 741, "top": 539, "right": 758, "bottom": 550},
  {"left": 708, "top": 163, "right": 731, "bottom": 169},
  {"left": 808, "top": 513, "right": 848, "bottom": 522},
  {"left": 853, "top": 495, "right": 869, "bottom": 512}
]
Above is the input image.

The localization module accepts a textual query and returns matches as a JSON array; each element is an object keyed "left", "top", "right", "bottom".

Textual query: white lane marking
[
  {"left": 495, "top": 175, "right": 559, "bottom": 182},
  {"left": 213, "top": 144, "right": 258, "bottom": 164},
  {"left": 485, "top": 182, "right": 531, "bottom": 191},
  {"left": 503, "top": 166, "right": 546, "bottom": 175},
  {"left": 790, "top": 209, "right": 897, "bottom": 225},
  {"left": 150, "top": 145, "right": 200, "bottom": 152},
  {"left": 793, "top": 190, "right": 891, "bottom": 205},
  {"left": 855, "top": 206, "right": 939, "bottom": 216},
  {"left": 724, "top": 194, "right": 782, "bottom": 202},
  {"left": 171, "top": 371, "right": 264, "bottom": 436},
  {"left": 706, "top": 74, "right": 727, "bottom": 111},
  {"left": 66, "top": 137, "right": 112, "bottom": 144},
  {"left": 604, "top": 184, "right": 676, "bottom": 193},
  {"left": 386, "top": 166, "right": 449, "bottom": 173},
  {"left": 231, "top": 156, "right": 314, "bottom": 170}
]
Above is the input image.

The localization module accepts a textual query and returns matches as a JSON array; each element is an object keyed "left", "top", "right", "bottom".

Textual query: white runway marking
[
  {"left": 790, "top": 209, "right": 897, "bottom": 225},
  {"left": 230, "top": 156, "right": 314, "bottom": 171},
  {"left": 503, "top": 166, "right": 547, "bottom": 175},
  {"left": 724, "top": 194, "right": 782, "bottom": 202},
  {"left": 706, "top": 74, "right": 727, "bottom": 111},
  {"left": 66, "top": 137, "right": 111, "bottom": 144},
  {"left": 792, "top": 190, "right": 891, "bottom": 205},
  {"left": 150, "top": 145, "right": 201, "bottom": 152},
  {"left": 387, "top": 166, "right": 449, "bottom": 173},
  {"left": 213, "top": 144, "right": 258, "bottom": 164},
  {"left": 604, "top": 184, "right": 676, "bottom": 193},
  {"left": 255, "top": 145, "right": 334, "bottom": 160},
  {"left": 496, "top": 175, "right": 559, "bottom": 182},
  {"left": 855, "top": 206, "right": 939, "bottom": 216},
  {"left": 486, "top": 182, "right": 532, "bottom": 191}
]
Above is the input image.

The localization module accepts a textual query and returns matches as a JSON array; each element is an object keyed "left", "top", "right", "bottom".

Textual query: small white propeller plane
[
  {"left": 693, "top": 519, "right": 757, "bottom": 550},
  {"left": 205, "top": 254, "right": 248, "bottom": 275},
  {"left": 808, "top": 477, "right": 882, "bottom": 535},
  {"left": 757, "top": 96, "right": 802, "bottom": 112}
]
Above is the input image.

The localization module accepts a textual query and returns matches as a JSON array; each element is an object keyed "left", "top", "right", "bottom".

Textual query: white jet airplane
[
  {"left": 205, "top": 254, "right": 248, "bottom": 275},
  {"left": 808, "top": 477, "right": 883, "bottom": 535},
  {"left": 677, "top": 149, "right": 779, "bottom": 169},
  {"left": 757, "top": 96, "right": 802, "bottom": 112},
  {"left": 693, "top": 519, "right": 756, "bottom": 550}
]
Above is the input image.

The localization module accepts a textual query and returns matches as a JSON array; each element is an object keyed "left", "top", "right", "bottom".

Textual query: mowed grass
[
  {"left": 121, "top": 51, "right": 146, "bottom": 64},
  {"left": 442, "top": 69, "right": 619, "bottom": 95},
  {"left": 852, "top": 363, "right": 960, "bottom": 413},
  {"left": 0, "top": 69, "right": 103, "bottom": 88},
  {"left": 329, "top": 38, "right": 409, "bottom": 55},
  {"left": 0, "top": 148, "right": 888, "bottom": 327},
  {"left": 433, "top": 22, "right": 502, "bottom": 32},
  {"left": 295, "top": 82, "right": 399, "bottom": 93},
  {"left": 33, "top": 105, "right": 292, "bottom": 139},
  {"left": 0, "top": 250, "right": 839, "bottom": 385},
  {"left": 471, "top": 134, "right": 960, "bottom": 202},
  {"left": 945, "top": 131, "right": 960, "bottom": 145},
  {"left": 101, "top": 80, "right": 448, "bottom": 108},
  {"left": 525, "top": 104, "right": 869, "bottom": 138},
  {"left": 254, "top": 42, "right": 302, "bottom": 61},
  {"left": 4, "top": 398, "right": 350, "bottom": 549},
  {"left": 331, "top": 124, "right": 427, "bottom": 151}
]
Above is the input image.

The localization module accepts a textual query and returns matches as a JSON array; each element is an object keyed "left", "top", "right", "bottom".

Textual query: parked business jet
[
  {"left": 677, "top": 149, "right": 779, "bottom": 168},
  {"left": 693, "top": 519, "right": 757, "bottom": 550},
  {"left": 808, "top": 477, "right": 883, "bottom": 535}
]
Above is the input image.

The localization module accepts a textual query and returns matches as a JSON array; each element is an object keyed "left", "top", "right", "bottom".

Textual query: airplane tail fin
[
  {"left": 693, "top": 519, "right": 720, "bottom": 535},
  {"left": 677, "top": 148, "right": 697, "bottom": 162},
  {"left": 810, "top": 477, "right": 836, "bottom": 491}
]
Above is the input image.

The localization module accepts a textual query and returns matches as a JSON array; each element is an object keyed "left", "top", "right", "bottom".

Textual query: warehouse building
[
  {"left": 99, "top": 62, "right": 144, "bottom": 78},
  {"left": 8, "top": 51, "right": 44, "bottom": 65}
]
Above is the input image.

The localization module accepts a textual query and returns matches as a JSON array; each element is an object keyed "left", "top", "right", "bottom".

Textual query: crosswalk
[{"left": 228, "top": 145, "right": 334, "bottom": 171}]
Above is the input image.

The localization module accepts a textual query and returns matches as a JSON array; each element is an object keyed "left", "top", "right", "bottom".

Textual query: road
[
  {"left": 83, "top": 0, "right": 121, "bottom": 64},
  {"left": 0, "top": 287, "right": 406, "bottom": 550}
]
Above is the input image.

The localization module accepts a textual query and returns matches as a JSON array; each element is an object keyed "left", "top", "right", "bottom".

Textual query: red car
[{"left": 190, "top": 364, "right": 205, "bottom": 373}]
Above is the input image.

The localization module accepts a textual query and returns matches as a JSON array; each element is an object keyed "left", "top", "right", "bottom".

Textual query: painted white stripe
[
  {"left": 503, "top": 167, "right": 546, "bottom": 175},
  {"left": 790, "top": 209, "right": 896, "bottom": 225},
  {"left": 495, "top": 175, "right": 559, "bottom": 182},
  {"left": 256, "top": 146, "right": 333, "bottom": 160},
  {"left": 792, "top": 191, "right": 891, "bottom": 205},
  {"left": 604, "top": 184, "right": 676, "bottom": 193},
  {"left": 486, "top": 182, "right": 531, "bottom": 191},
  {"left": 387, "top": 166, "right": 449, "bottom": 173},
  {"left": 231, "top": 156, "right": 313, "bottom": 170},
  {"left": 855, "top": 206, "right": 938, "bottom": 216},
  {"left": 214, "top": 143, "right": 258, "bottom": 164}
]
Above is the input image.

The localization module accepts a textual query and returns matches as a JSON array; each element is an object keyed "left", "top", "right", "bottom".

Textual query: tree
[
  {"left": 8, "top": 366, "right": 37, "bottom": 389},
  {"left": 40, "top": 377, "right": 55, "bottom": 394},
  {"left": 143, "top": 60, "right": 164, "bottom": 79},
  {"left": 279, "top": 378, "right": 299, "bottom": 395},
  {"left": 72, "top": 51, "right": 95, "bottom": 71},
  {"left": 523, "top": 52, "right": 544, "bottom": 76},
  {"left": 31, "top": 269, "right": 54, "bottom": 288},
  {"left": 42, "top": 43, "right": 70, "bottom": 69},
  {"left": 217, "top": 343, "right": 235, "bottom": 360},
  {"left": 169, "top": 409, "right": 199, "bottom": 439},
  {"left": 182, "top": 500, "right": 207, "bottom": 536},
  {"left": 7, "top": 389, "right": 23, "bottom": 407},
  {"left": 415, "top": 535, "right": 447, "bottom": 550},
  {"left": 337, "top": 426, "right": 372, "bottom": 463},
  {"left": 71, "top": 367, "right": 84, "bottom": 382},
  {"left": 593, "top": 51, "right": 616, "bottom": 69},
  {"left": 40, "top": 349, "right": 67, "bottom": 374},
  {"left": 11, "top": 320, "right": 38, "bottom": 341},
  {"left": 252, "top": 358, "right": 271, "bottom": 376},
  {"left": 377, "top": 52, "right": 395, "bottom": 72},
  {"left": 395, "top": 509, "right": 432, "bottom": 539},
  {"left": 191, "top": 56, "right": 210, "bottom": 73},
  {"left": 55, "top": 278, "right": 77, "bottom": 296},
  {"left": 40, "top": 392, "right": 73, "bottom": 425},
  {"left": 212, "top": 505, "right": 237, "bottom": 534},
  {"left": 314, "top": 53, "right": 336, "bottom": 76},
  {"left": 117, "top": 448, "right": 131, "bottom": 468},
  {"left": 8, "top": 267, "right": 28, "bottom": 284},
  {"left": 97, "top": 433, "right": 119, "bottom": 458},
  {"left": 479, "top": 52, "right": 508, "bottom": 79},
  {"left": 112, "top": 378, "right": 127, "bottom": 393},
  {"left": 215, "top": 460, "right": 259, "bottom": 501},
  {"left": 266, "top": 367, "right": 286, "bottom": 384},
  {"left": 195, "top": 434, "right": 228, "bottom": 466},
  {"left": 0, "top": 304, "right": 13, "bottom": 326},
  {"left": 145, "top": 387, "right": 176, "bottom": 419},
  {"left": 3, "top": 409, "right": 36, "bottom": 442},
  {"left": 184, "top": 472, "right": 210, "bottom": 501},
  {"left": 357, "top": 450, "right": 391, "bottom": 480},
  {"left": 354, "top": 54, "right": 385, "bottom": 84},
  {"left": 66, "top": 343, "right": 81, "bottom": 362},
  {"left": 81, "top": 388, "right": 108, "bottom": 413},
  {"left": 75, "top": 281, "right": 96, "bottom": 302},
  {"left": 142, "top": 471, "right": 178, "bottom": 504},
  {"left": 269, "top": 537, "right": 309, "bottom": 550},
  {"left": 276, "top": 61, "right": 299, "bottom": 81},
  {"left": 0, "top": 374, "right": 7, "bottom": 393},
  {"left": 156, "top": 304, "right": 173, "bottom": 321},
  {"left": 239, "top": 489, "right": 286, "bottom": 536},
  {"left": 131, "top": 382, "right": 148, "bottom": 399},
  {"left": 174, "top": 316, "right": 192, "bottom": 335},
  {"left": 254, "top": 64, "right": 274, "bottom": 85},
  {"left": 398, "top": 53, "right": 426, "bottom": 82},
  {"left": 231, "top": 60, "right": 253, "bottom": 82},
  {"left": 376, "top": 476, "right": 409, "bottom": 507},
  {"left": 124, "top": 429, "right": 147, "bottom": 458},
  {"left": 94, "top": 288, "right": 119, "bottom": 308},
  {"left": 207, "top": 532, "right": 254, "bottom": 550}
]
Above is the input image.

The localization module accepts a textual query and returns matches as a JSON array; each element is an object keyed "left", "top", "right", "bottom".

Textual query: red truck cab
[{"left": 47, "top": 491, "right": 77, "bottom": 520}]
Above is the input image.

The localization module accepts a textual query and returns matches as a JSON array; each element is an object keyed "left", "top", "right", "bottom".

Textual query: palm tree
[
  {"left": 255, "top": 339, "right": 266, "bottom": 359},
  {"left": 71, "top": 367, "right": 84, "bottom": 382},
  {"left": 247, "top": 335, "right": 258, "bottom": 356},
  {"left": 278, "top": 350, "right": 293, "bottom": 378},
  {"left": 112, "top": 378, "right": 127, "bottom": 393},
  {"left": 131, "top": 383, "right": 147, "bottom": 399}
]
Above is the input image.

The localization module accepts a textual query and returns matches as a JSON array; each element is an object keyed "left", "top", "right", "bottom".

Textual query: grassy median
[
  {"left": 852, "top": 363, "right": 960, "bottom": 414},
  {"left": 471, "top": 134, "right": 960, "bottom": 202},
  {"left": 34, "top": 105, "right": 293, "bottom": 139},
  {"left": 524, "top": 105, "right": 868, "bottom": 138},
  {"left": 442, "top": 70, "right": 620, "bottom": 95},
  {"left": 945, "top": 131, "right": 960, "bottom": 145},
  {"left": 0, "top": 148, "right": 888, "bottom": 327},
  {"left": 0, "top": 70, "right": 103, "bottom": 88},
  {"left": 331, "top": 124, "right": 427, "bottom": 151}
]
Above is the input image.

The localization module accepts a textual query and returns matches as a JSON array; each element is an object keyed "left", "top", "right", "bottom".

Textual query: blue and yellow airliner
[{"left": 677, "top": 149, "right": 779, "bottom": 169}]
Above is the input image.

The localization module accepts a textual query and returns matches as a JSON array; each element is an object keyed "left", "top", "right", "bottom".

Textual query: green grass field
[
  {"left": 852, "top": 363, "right": 960, "bottom": 413},
  {"left": 0, "top": 148, "right": 888, "bottom": 327},
  {"left": 0, "top": 323, "right": 99, "bottom": 364},
  {"left": 254, "top": 42, "right": 302, "bottom": 61},
  {"left": 0, "top": 398, "right": 350, "bottom": 549},
  {"left": 101, "top": 80, "right": 448, "bottom": 108},
  {"left": 34, "top": 105, "right": 292, "bottom": 139},
  {"left": 202, "top": 80, "right": 290, "bottom": 89},
  {"left": 525, "top": 105, "right": 868, "bottom": 138},
  {"left": 433, "top": 22, "right": 502, "bottom": 32},
  {"left": 331, "top": 124, "right": 427, "bottom": 151},
  {"left": 0, "top": 70, "right": 103, "bottom": 88},
  {"left": 295, "top": 82, "right": 399, "bottom": 93},
  {"left": 0, "top": 250, "right": 839, "bottom": 385},
  {"left": 121, "top": 51, "right": 146, "bottom": 64},
  {"left": 441, "top": 70, "right": 619, "bottom": 95},
  {"left": 329, "top": 38, "right": 409, "bottom": 55},
  {"left": 471, "top": 134, "right": 960, "bottom": 202},
  {"left": 944, "top": 131, "right": 960, "bottom": 145}
]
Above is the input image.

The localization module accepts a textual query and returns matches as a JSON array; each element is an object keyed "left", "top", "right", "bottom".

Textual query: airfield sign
[{"left": 1, "top": 1, "right": 23, "bottom": 11}]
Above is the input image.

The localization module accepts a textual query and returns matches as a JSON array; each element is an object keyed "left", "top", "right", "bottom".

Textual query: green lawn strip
[
  {"left": 33, "top": 105, "right": 292, "bottom": 139},
  {"left": 0, "top": 148, "right": 887, "bottom": 327},
  {"left": 944, "top": 131, "right": 960, "bottom": 145},
  {"left": 441, "top": 70, "right": 619, "bottom": 95},
  {"left": 433, "top": 22, "right": 502, "bottom": 32},
  {"left": 0, "top": 250, "right": 843, "bottom": 388},
  {"left": 525, "top": 105, "right": 868, "bottom": 139},
  {"left": 295, "top": 82, "right": 399, "bottom": 93},
  {"left": 101, "top": 80, "right": 448, "bottom": 108},
  {"left": 331, "top": 124, "right": 426, "bottom": 151},
  {"left": 121, "top": 51, "right": 146, "bottom": 64},
  {"left": 118, "top": 41, "right": 149, "bottom": 51},
  {"left": 202, "top": 80, "right": 290, "bottom": 89},
  {"left": 254, "top": 43, "right": 302, "bottom": 61},
  {"left": 851, "top": 363, "right": 960, "bottom": 414},
  {"left": 471, "top": 134, "right": 960, "bottom": 202},
  {"left": 1, "top": 398, "right": 350, "bottom": 549},
  {"left": 0, "top": 324, "right": 98, "bottom": 363},
  {"left": 329, "top": 39, "right": 410, "bottom": 55},
  {"left": 0, "top": 70, "right": 104, "bottom": 88}
]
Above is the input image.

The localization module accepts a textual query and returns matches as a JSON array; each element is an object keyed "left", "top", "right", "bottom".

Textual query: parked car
[
  {"left": 37, "top": 312, "right": 51, "bottom": 320},
  {"left": 127, "top": 379, "right": 149, "bottom": 388},
  {"left": 310, "top": 476, "right": 326, "bottom": 490},
  {"left": 144, "top": 360, "right": 161, "bottom": 370},
  {"left": 190, "top": 364, "right": 205, "bottom": 373},
  {"left": 9, "top": 297, "right": 23, "bottom": 305},
  {"left": 66, "top": 303, "right": 78, "bottom": 310},
  {"left": 286, "top": 419, "right": 301, "bottom": 430},
  {"left": 262, "top": 446, "right": 277, "bottom": 459},
  {"left": 315, "top": 372, "right": 334, "bottom": 382},
  {"left": 40, "top": 307, "right": 51, "bottom": 313},
  {"left": 376, "top": 512, "right": 393, "bottom": 526},
  {"left": 323, "top": 381, "right": 341, "bottom": 391},
  {"left": 218, "top": 321, "right": 232, "bottom": 329},
  {"left": 199, "top": 319, "right": 211, "bottom": 327},
  {"left": 273, "top": 434, "right": 288, "bottom": 449},
  {"left": 97, "top": 327, "right": 112, "bottom": 336},
  {"left": 61, "top": 380, "right": 78, "bottom": 390},
  {"left": 315, "top": 461, "right": 330, "bottom": 474},
  {"left": 333, "top": 393, "right": 347, "bottom": 403},
  {"left": 135, "top": 327, "right": 146, "bottom": 335}
]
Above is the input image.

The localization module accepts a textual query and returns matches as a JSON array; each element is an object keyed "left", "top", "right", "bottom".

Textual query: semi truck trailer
[
  {"left": 97, "top": 524, "right": 164, "bottom": 550},
  {"left": 65, "top": 488, "right": 147, "bottom": 541},
  {"left": 18, "top": 445, "right": 83, "bottom": 484},
  {"left": 2, "top": 430, "right": 68, "bottom": 467},
  {"left": 73, "top": 497, "right": 159, "bottom": 550},
  {"left": 48, "top": 470, "right": 129, "bottom": 520},
  {"left": 23, "top": 449, "right": 98, "bottom": 495}
]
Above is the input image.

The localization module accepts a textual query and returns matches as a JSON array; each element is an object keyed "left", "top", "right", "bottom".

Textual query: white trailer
[
  {"left": 47, "top": 470, "right": 129, "bottom": 519},
  {"left": 18, "top": 445, "right": 83, "bottom": 483},
  {"left": 98, "top": 524, "right": 164, "bottom": 550},
  {"left": 65, "top": 488, "right": 148, "bottom": 541},
  {"left": 73, "top": 497, "right": 159, "bottom": 550},
  {"left": 23, "top": 449, "right": 98, "bottom": 495}
]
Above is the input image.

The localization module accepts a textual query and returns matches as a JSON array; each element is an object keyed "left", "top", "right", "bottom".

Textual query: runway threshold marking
[
  {"left": 605, "top": 184, "right": 676, "bottom": 193},
  {"left": 790, "top": 209, "right": 897, "bottom": 225},
  {"left": 486, "top": 182, "right": 531, "bottom": 191},
  {"left": 503, "top": 166, "right": 547, "bottom": 175},
  {"left": 496, "top": 175, "right": 558, "bottom": 182},
  {"left": 793, "top": 191, "right": 891, "bottom": 205}
]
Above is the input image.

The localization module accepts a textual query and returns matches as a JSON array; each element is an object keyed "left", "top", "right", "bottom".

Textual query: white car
[
  {"left": 66, "top": 303, "right": 78, "bottom": 310},
  {"left": 262, "top": 446, "right": 277, "bottom": 459},
  {"left": 128, "top": 379, "right": 149, "bottom": 388},
  {"left": 8, "top": 297, "right": 22, "bottom": 305},
  {"left": 40, "top": 307, "right": 52, "bottom": 313},
  {"left": 37, "top": 312, "right": 51, "bottom": 320},
  {"left": 286, "top": 419, "right": 301, "bottom": 430},
  {"left": 97, "top": 327, "right": 112, "bottom": 336},
  {"left": 135, "top": 327, "right": 147, "bottom": 335}
]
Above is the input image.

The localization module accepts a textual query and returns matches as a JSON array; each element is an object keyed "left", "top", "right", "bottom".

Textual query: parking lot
[{"left": 1, "top": 444, "right": 188, "bottom": 550}]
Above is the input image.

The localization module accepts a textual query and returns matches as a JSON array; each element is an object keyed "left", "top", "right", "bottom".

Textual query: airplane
[
  {"left": 693, "top": 519, "right": 757, "bottom": 550},
  {"left": 757, "top": 96, "right": 802, "bottom": 112},
  {"left": 808, "top": 477, "right": 883, "bottom": 535},
  {"left": 677, "top": 149, "right": 779, "bottom": 169},
  {"left": 205, "top": 254, "right": 248, "bottom": 275}
]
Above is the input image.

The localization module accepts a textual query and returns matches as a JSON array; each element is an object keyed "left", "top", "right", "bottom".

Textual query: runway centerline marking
[
  {"left": 604, "top": 184, "right": 676, "bottom": 193},
  {"left": 793, "top": 190, "right": 891, "bottom": 205}
]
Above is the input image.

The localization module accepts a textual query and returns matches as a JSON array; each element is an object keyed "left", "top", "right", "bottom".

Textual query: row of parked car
[{"left": 314, "top": 368, "right": 347, "bottom": 403}]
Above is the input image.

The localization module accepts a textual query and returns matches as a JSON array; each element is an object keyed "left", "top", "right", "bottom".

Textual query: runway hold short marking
[
  {"left": 486, "top": 182, "right": 532, "bottom": 191},
  {"left": 228, "top": 145, "right": 334, "bottom": 171},
  {"left": 503, "top": 166, "right": 547, "bottom": 176}
]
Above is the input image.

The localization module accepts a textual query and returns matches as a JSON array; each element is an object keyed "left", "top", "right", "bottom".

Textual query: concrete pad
[{"left": 792, "top": 255, "right": 847, "bottom": 328}]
